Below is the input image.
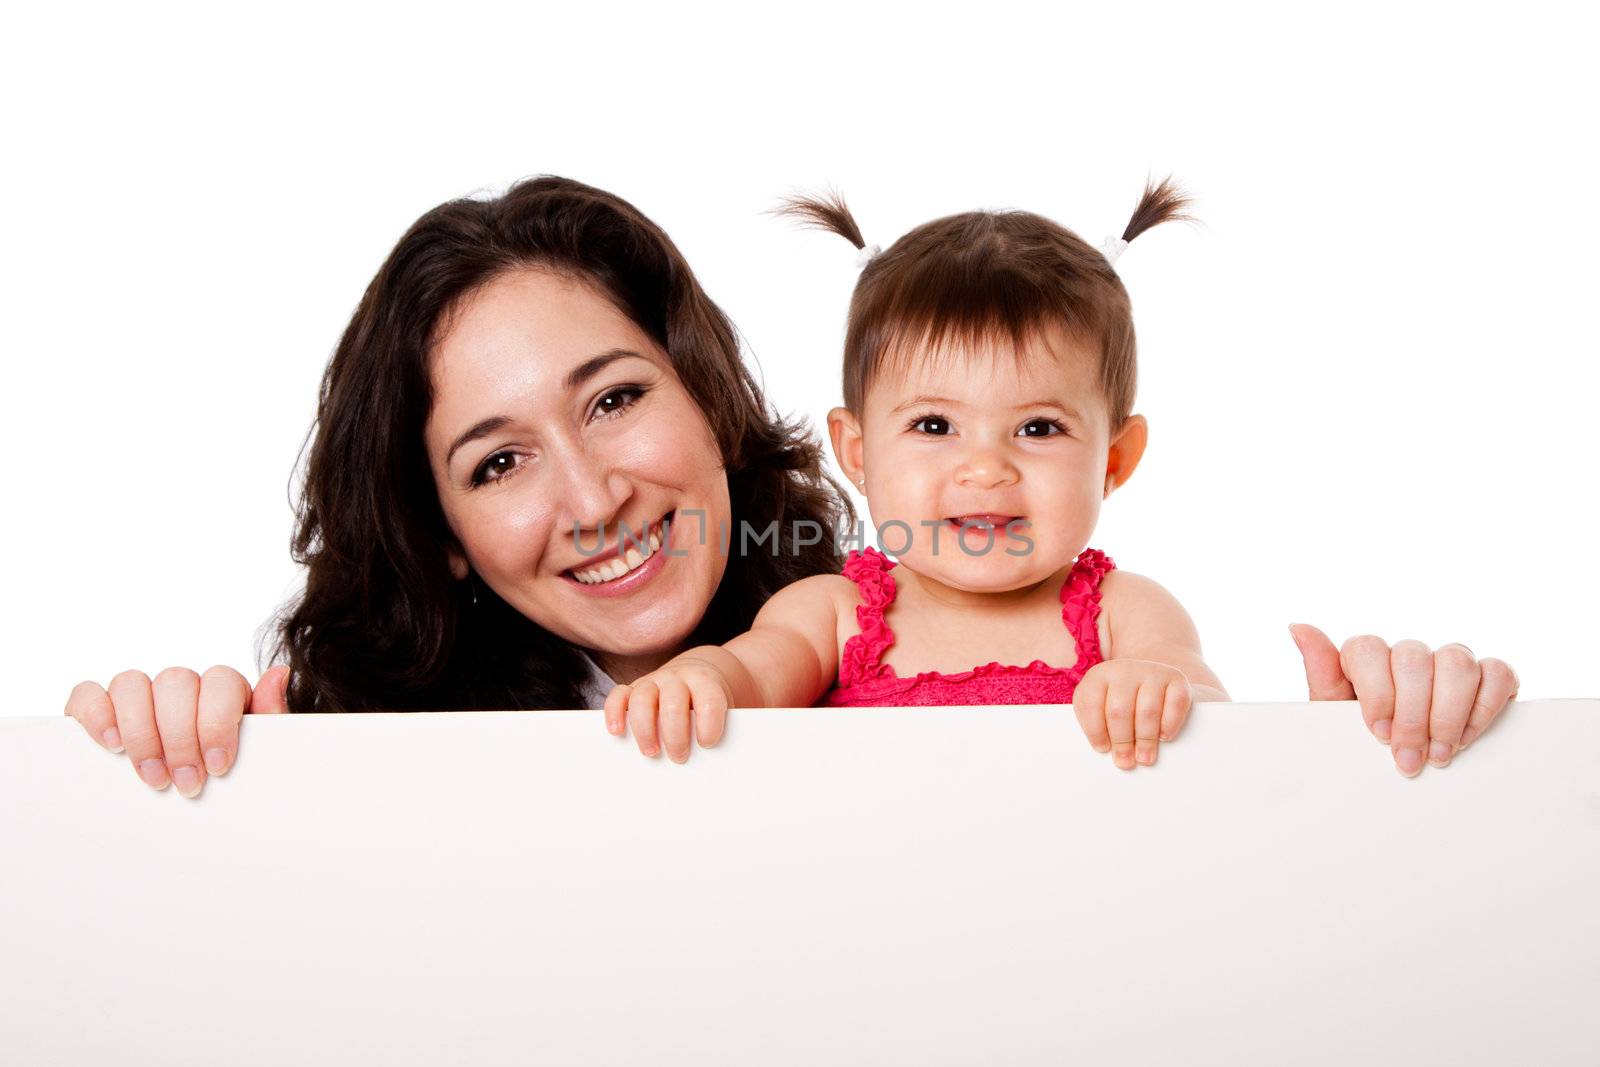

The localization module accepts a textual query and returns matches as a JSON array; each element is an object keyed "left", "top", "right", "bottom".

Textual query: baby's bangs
[{"left": 864, "top": 306, "right": 1098, "bottom": 400}]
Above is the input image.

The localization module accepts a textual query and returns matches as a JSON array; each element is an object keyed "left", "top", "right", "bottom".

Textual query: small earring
[
  {"left": 855, "top": 477, "right": 866, "bottom": 489},
  {"left": 467, "top": 571, "right": 480, "bottom": 607}
]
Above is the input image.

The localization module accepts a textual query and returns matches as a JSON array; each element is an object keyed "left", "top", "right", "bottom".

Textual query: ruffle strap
[
  {"left": 837, "top": 548, "right": 898, "bottom": 687},
  {"left": 1059, "top": 547, "right": 1116, "bottom": 669}
]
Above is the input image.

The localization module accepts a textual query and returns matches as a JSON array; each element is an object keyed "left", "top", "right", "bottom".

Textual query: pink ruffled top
[{"left": 820, "top": 546, "right": 1116, "bottom": 707}]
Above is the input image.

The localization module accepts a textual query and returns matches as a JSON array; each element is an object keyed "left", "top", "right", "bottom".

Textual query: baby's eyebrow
[
  {"left": 890, "top": 394, "right": 963, "bottom": 414},
  {"left": 889, "top": 393, "right": 1082, "bottom": 420}
]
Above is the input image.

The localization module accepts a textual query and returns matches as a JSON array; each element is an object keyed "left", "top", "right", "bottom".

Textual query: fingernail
[
  {"left": 1394, "top": 747, "right": 1423, "bottom": 777},
  {"left": 137, "top": 759, "right": 170, "bottom": 790},
  {"left": 1115, "top": 752, "right": 1135, "bottom": 771},
  {"left": 1373, "top": 718, "right": 1392, "bottom": 742},
  {"left": 644, "top": 745, "right": 659, "bottom": 758},
  {"left": 1460, "top": 727, "right": 1479, "bottom": 748},
  {"left": 1136, "top": 745, "right": 1156, "bottom": 766},
  {"left": 171, "top": 765, "right": 202, "bottom": 798},
  {"left": 204, "top": 748, "right": 229, "bottom": 775},
  {"left": 1428, "top": 740, "right": 1453, "bottom": 767},
  {"left": 101, "top": 727, "right": 123, "bottom": 753},
  {"left": 1092, "top": 740, "right": 1111, "bottom": 754},
  {"left": 669, "top": 751, "right": 688, "bottom": 765}
]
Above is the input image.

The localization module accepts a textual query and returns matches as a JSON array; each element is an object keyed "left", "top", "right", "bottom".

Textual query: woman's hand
[
  {"left": 1071, "top": 659, "right": 1194, "bottom": 770},
  {"left": 603, "top": 660, "right": 732, "bottom": 763},
  {"left": 64, "top": 664, "right": 291, "bottom": 797},
  {"left": 1289, "top": 623, "right": 1519, "bottom": 776}
]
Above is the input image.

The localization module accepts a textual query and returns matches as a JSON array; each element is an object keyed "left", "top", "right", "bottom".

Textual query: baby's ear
[
  {"left": 827, "top": 407, "right": 866, "bottom": 489},
  {"left": 1105, "top": 414, "right": 1149, "bottom": 495}
]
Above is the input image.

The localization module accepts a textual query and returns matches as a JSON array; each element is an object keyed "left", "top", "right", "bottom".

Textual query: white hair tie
[
  {"left": 855, "top": 243, "right": 881, "bottom": 269},
  {"left": 1101, "top": 235, "right": 1129, "bottom": 265}
]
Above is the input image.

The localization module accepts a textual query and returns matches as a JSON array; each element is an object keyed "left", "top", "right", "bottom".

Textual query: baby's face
[{"left": 839, "top": 325, "right": 1126, "bottom": 593}]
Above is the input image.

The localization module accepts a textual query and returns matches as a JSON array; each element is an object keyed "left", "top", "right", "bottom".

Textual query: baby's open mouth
[
  {"left": 566, "top": 511, "right": 672, "bottom": 585},
  {"left": 945, "top": 514, "right": 1025, "bottom": 531}
]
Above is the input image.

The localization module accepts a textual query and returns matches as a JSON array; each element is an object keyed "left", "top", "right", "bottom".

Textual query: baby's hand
[
  {"left": 602, "top": 660, "right": 732, "bottom": 763},
  {"left": 1289, "top": 623, "right": 1520, "bottom": 777},
  {"left": 1071, "top": 659, "right": 1193, "bottom": 770}
]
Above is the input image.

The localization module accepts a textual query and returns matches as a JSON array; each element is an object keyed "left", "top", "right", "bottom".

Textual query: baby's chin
[{"left": 900, "top": 550, "right": 1073, "bottom": 595}]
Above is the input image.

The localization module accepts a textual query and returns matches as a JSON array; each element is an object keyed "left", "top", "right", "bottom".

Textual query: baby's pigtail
[
  {"left": 773, "top": 189, "right": 881, "bottom": 268},
  {"left": 1120, "top": 175, "right": 1196, "bottom": 243},
  {"left": 772, "top": 189, "right": 866, "bottom": 248}
]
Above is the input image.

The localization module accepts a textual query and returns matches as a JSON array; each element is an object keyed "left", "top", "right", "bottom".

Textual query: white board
[{"left": 3, "top": 700, "right": 1596, "bottom": 1065}]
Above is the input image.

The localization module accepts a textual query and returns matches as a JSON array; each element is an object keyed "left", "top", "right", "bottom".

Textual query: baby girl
[{"left": 605, "top": 179, "right": 1519, "bottom": 772}]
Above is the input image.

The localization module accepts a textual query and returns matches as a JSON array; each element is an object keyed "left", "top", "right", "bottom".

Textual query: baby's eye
[
  {"left": 1017, "top": 419, "right": 1066, "bottom": 438},
  {"left": 473, "top": 451, "right": 528, "bottom": 486},
  {"left": 910, "top": 415, "right": 952, "bottom": 436},
  {"left": 592, "top": 385, "right": 646, "bottom": 421}
]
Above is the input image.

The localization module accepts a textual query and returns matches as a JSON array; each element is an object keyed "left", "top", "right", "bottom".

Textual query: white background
[{"left": 3, "top": 1, "right": 1596, "bottom": 716}]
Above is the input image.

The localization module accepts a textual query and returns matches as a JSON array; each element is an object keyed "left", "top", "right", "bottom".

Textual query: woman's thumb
[
  {"left": 248, "top": 664, "right": 292, "bottom": 714},
  {"left": 1289, "top": 623, "right": 1356, "bottom": 701}
]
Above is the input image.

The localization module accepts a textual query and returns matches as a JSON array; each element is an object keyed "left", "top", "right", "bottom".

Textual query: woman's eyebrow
[
  {"left": 446, "top": 416, "right": 513, "bottom": 468},
  {"left": 444, "top": 349, "right": 650, "bottom": 468},
  {"left": 564, "top": 347, "right": 647, "bottom": 391}
]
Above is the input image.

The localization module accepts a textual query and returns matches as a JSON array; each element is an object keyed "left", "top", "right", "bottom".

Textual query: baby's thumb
[
  {"left": 1289, "top": 623, "right": 1356, "bottom": 701},
  {"left": 249, "top": 665, "right": 292, "bottom": 714}
]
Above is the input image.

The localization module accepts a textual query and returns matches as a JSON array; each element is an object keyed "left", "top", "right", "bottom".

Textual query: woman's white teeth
[{"left": 573, "top": 533, "right": 657, "bottom": 584}]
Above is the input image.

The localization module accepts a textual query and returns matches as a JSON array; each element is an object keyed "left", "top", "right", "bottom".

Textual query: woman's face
[{"left": 424, "top": 267, "right": 731, "bottom": 680}]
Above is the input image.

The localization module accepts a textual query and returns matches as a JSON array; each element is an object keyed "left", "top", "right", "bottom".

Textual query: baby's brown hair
[{"left": 776, "top": 178, "right": 1194, "bottom": 433}]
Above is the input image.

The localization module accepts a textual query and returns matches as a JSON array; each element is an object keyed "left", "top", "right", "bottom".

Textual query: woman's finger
[
  {"left": 196, "top": 666, "right": 251, "bottom": 778},
  {"left": 1461, "top": 658, "right": 1519, "bottom": 749},
  {"left": 1338, "top": 635, "right": 1396, "bottom": 742},
  {"left": 1071, "top": 672, "right": 1111, "bottom": 754},
  {"left": 65, "top": 681, "right": 123, "bottom": 753},
  {"left": 1133, "top": 681, "right": 1164, "bottom": 766},
  {"left": 1290, "top": 623, "right": 1357, "bottom": 700},
  {"left": 627, "top": 680, "right": 661, "bottom": 758},
  {"left": 249, "top": 665, "right": 291, "bottom": 715},
  {"left": 1387, "top": 639, "right": 1434, "bottom": 778},
  {"left": 687, "top": 674, "right": 728, "bottom": 749},
  {"left": 107, "top": 670, "right": 167, "bottom": 791},
  {"left": 152, "top": 667, "right": 206, "bottom": 799},
  {"left": 657, "top": 677, "right": 693, "bottom": 764},
  {"left": 1424, "top": 644, "right": 1480, "bottom": 767}
]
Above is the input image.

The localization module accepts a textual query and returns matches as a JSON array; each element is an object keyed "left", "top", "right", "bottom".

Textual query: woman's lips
[{"left": 562, "top": 512, "right": 674, "bottom": 597}]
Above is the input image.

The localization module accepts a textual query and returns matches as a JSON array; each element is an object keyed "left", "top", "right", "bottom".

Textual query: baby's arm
[
  {"left": 1072, "top": 571, "right": 1226, "bottom": 770},
  {"left": 602, "top": 574, "right": 849, "bottom": 761}
]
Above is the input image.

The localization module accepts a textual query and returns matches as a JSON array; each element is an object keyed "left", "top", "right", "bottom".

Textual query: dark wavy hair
[
  {"left": 776, "top": 177, "right": 1195, "bottom": 430},
  {"left": 270, "top": 176, "right": 853, "bottom": 712}
]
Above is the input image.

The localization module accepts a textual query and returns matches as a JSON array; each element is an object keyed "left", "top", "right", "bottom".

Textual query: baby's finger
[
  {"left": 627, "top": 681, "right": 661, "bottom": 758},
  {"left": 1159, "top": 679, "right": 1192, "bottom": 743},
  {"left": 196, "top": 666, "right": 251, "bottom": 778},
  {"left": 1071, "top": 673, "right": 1111, "bottom": 753},
  {"left": 108, "top": 670, "right": 167, "bottom": 791},
  {"left": 1134, "top": 681, "right": 1164, "bottom": 766},
  {"left": 1387, "top": 639, "right": 1434, "bottom": 778},
  {"left": 687, "top": 675, "right": 728, "bottom": 749},
  {"left": 1339, "top": 635, "right": 1396, "bottom": 742},
  {"left": 604, "top": 684, "right": 631, "bottom": 736},
  {"left": 657, "top": 677, "right": 693, "bottom": 764},
  {"left": 1105, "top": 683, "right": 1137, "bottom": 771},
  {"left": 152, "top": 667, "right": 206, "bottom": 799},
  {"left": 1424, "top": 644, "right": 1479, "bottom": 767},
  {"left": 1461, "top": 658, "right": 1518, "bottom": 749},
  {"left": 65, "top": 681, "right": 123, "bottom": 753}
]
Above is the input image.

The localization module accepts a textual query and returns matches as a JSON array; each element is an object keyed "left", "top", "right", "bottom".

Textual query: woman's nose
[
  {"left": 557, "top": 447, "right": 632, "bottom": 530},
  {"left": 955, "top": 444, "right": 1020, "bottom": 489}
]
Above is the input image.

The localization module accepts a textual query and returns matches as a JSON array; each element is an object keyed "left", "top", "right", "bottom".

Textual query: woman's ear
[
  {"left": 827, "top": 407, "right": 866, "bottom": 491},
  {"left": 446, "top": 544, "right": 469, "bottom": 581},
  {"left": 1104, "top": 414, "right": 1149, "bottom": 496}
]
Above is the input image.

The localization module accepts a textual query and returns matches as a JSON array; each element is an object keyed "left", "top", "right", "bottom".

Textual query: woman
[{"left": 63, "top": 176, "right": 1519, "bottom": 796}]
